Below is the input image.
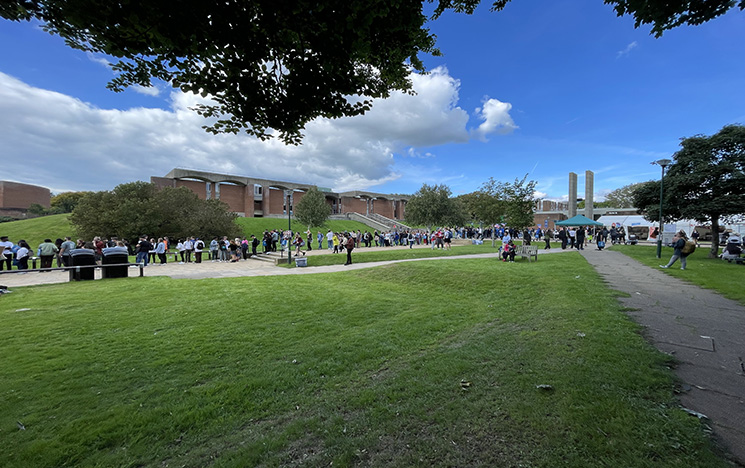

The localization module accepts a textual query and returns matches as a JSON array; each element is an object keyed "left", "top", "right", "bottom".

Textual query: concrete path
[
  {"left": 580, "top": 247, "right": 745, "bottom": 465},
  {"left": 0, "top": 243, "right": 542, "bottom": 287}
]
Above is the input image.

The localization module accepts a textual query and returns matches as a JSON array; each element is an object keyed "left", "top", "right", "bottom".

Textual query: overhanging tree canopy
[
  {"left": 1, "top": 0, "right": 438, "bottom": 144},
  {"left": 2, "top": 1, "right": 740, "bottom": 143}
]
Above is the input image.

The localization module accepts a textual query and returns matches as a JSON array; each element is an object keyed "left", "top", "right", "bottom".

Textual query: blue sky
[{"left": 1, "top": 0, "right": 744, "bottom": 200}]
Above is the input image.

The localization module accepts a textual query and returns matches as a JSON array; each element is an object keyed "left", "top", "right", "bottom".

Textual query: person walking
[
  {"left": 660, "top": 231, "right": 691, "bottom": 270},
  {"left": 544, "top": 229, "right": 552, "bottom": 250},
  {"left": 344, "top": 233, "right": 355, "bottom": 265}
]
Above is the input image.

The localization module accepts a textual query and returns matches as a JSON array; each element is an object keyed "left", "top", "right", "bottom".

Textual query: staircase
[{"left": 366, "top": 213, "right": 411, "bottom": 231}]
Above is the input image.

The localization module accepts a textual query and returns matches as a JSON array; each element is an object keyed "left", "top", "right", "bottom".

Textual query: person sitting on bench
[{"left": 502, "top": 240, "right": 516, "bottom": 262}]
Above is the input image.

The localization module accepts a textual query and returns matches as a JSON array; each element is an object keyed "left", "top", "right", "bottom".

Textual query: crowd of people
[{"left": 3, "top": 223, "right": 739, "bottom": 272}]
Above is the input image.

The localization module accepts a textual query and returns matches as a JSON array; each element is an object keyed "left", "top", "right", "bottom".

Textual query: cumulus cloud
[
  {"left": 0, "top": 67, "right": 514, "bottom": 193},
  {"left": 472, "top": 97, "right": 517, "bottom": 141}
]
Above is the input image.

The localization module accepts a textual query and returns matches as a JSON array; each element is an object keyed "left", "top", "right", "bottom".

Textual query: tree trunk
[{"left": 709, "top": 217, "right": 720, "bottom": 258}]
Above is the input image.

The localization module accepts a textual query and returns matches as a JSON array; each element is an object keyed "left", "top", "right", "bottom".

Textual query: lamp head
[{"left": 654, "top": 158, "right": 673, "bottom": 168}]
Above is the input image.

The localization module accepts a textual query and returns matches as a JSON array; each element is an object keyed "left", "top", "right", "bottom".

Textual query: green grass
[
  {"left": 611, "top": 244, "right": 745, "bottom": 306},
  {"left": 0, "top": 214, "right": 74, "bottom": 249},
  {"left": 290, "top": 243, "right": 503, "bottom": 267},
  {"left": 0, "top": 255, "right": 726, "bottom": 467}
]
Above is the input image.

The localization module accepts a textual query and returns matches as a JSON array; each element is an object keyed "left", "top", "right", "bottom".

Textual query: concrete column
[
  {"left": 584, "top": 170, "right": 594, "bottom": 220},
  {"left": 568, "top": 172, "right": 578, "bottom": 218},
  {"left": 262, "top": 185, "right": 270, "bottom": 215},
  {"left": 245, "top": 184, "right": 255, "bottom": 217}
]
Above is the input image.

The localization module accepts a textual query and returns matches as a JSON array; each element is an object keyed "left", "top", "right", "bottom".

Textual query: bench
[{"left": 516, "top": 244, "right": 538, "bottom": 262}]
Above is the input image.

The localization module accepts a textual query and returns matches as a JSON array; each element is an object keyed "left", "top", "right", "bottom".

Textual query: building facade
[
  {"left": 0, "top": 181, "right": 51, "bottom": 218},
  {"left": 151, "top": 169, "right": 408, "bottom": 220}
]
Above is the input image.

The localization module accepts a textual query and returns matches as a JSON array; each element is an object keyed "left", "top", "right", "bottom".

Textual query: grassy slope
[
  {"left": 611, "top": 244, "right": 745, "bottom": 306},
  {"left": 0, "top": 214, "right": 74, "bottom": 250},
  {"left": 0, "top": 254, "right": 725, "bottom": 467}
]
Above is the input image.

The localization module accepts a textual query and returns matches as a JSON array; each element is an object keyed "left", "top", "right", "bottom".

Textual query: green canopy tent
[{"left": 554, "top": 215, "right": 603, "bottom": 227}]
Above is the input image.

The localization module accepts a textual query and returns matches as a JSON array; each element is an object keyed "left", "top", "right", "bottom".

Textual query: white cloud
[
  {"left": 132, "top": 84, "right": 161, "bottom": 97},
  {"left": 0, "top": 67, "right": 513, "bottom": 193},
  {"left": 616, "top": 41, "right": 638, "bottom": 58},
  {"left": 405, "top": 147, "right": 435, "bottom": 158},
  {"left": 472, "top": 97, "right": 517, "bottom": 141},
  {"left": 86, "top": 52, "right": 112, "bottom": 69}
]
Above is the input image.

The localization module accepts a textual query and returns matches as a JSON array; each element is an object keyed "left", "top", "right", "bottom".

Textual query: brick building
[
  {"left": 0, "top": 181, "right": 51, "bottom": 218},
  {"left": 151, "top": 169, "right": 408, "bottom": 221}
]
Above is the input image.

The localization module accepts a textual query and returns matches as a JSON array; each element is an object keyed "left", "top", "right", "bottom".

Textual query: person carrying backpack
[{"left": 660, "top": 230, "right": 694, "bottom": 270}]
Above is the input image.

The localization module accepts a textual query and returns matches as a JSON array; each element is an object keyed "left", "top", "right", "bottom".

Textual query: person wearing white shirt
[
  {"left": 0, "top": 236, "right": 12, "bottom": 270},
  {"left": 183, "top": 238, "right": 194, "bottom": 262}
]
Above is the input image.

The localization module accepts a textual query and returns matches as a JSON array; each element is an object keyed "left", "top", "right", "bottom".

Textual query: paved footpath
[
  {"left": 0, "top": 244, "right": 525, "bottom": 287},
  {"left": 580, "top": 247, "right": 745, "bottom": 465}
]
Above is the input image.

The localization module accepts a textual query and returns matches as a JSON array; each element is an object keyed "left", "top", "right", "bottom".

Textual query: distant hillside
[{"left": 0, "top": 214, "right": 75, "bottom": 249}]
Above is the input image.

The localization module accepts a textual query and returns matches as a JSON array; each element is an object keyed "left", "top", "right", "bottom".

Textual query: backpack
[{"left": 681, "top": 240, "right": 696, "bottom": 255}]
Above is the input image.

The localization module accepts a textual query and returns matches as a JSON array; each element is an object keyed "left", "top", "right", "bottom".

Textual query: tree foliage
[
  {"left": 70, "top": 182, "right": 241, "bottom": 242},
  {"left": 50, "top": 191, "right": 92, "bottom": 213},
  {"left": 603, "top": 182, "right": 647, "bottom": 208},
  {"left": 633, "top": 124, "right": 745, "bottom": 257},
  {"left": 405, "top": 183, "right": 465, "bottom": 229},
  {"left": 468, "top": 178, "right": 506, "bottom": 227},
  {"left": 2, "top": 1, "right": 737, "bottom": 143},
  {"left": 499, "top": 175, "right": 539, "bottom": 230},
  {"left": 294, "top": 187, "right": 331, "bottom": 229},
  {"left": 433, "top": 0, "right": 745, "bottom": 37},
  {"left": 458, "top": 176, "right": 538, "bottom": 235},
  {"left": 0, "top": 0, "right": 438, "bottom": 144}
]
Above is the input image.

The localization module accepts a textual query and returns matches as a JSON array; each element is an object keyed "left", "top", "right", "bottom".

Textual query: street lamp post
[
  {"left": 653, "top": 158, "right": 672, "bottom": 258},
  {"left": 285, "top": 190, "right": 293, "bottom": 264}
]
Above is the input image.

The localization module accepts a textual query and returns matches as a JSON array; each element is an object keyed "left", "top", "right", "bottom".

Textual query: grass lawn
[
  {"left": 610, "top": 244, "right": 745, "bottom": 306},
  {"left": 286, "top": 240, "right": 556, "bottom": 267},
  {"left": 0, "top": 254, "right": 726, "bottom": 467},
  {"left": 289, "top": 243, "right": 503, "bottom": 267},
  {"left": 0, "top": 214, "right": 74, "bottom": 249}
]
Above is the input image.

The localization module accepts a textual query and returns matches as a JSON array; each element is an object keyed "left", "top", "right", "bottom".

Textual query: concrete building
[
  {"left": 531, "top": 171, "right": 636, "bottom": 230},
  {"left": 0, "top": 181, "right": 51, "bottom": 218},
  {"left": 151, "top": 168, "right": 408, "bottom": 221}
]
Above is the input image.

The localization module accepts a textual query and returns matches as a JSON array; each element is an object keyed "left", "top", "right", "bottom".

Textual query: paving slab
[{"left": 581, "top": 247, "right": 745, "bottom": 465}]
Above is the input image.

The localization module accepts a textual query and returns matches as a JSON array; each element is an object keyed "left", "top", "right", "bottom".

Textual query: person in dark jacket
[
  {"left": 660, "top": 231, "right": 690, "bottom": 270},
  {"left": 576, "top": 227, "right": 585, "bottom": 250}
]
